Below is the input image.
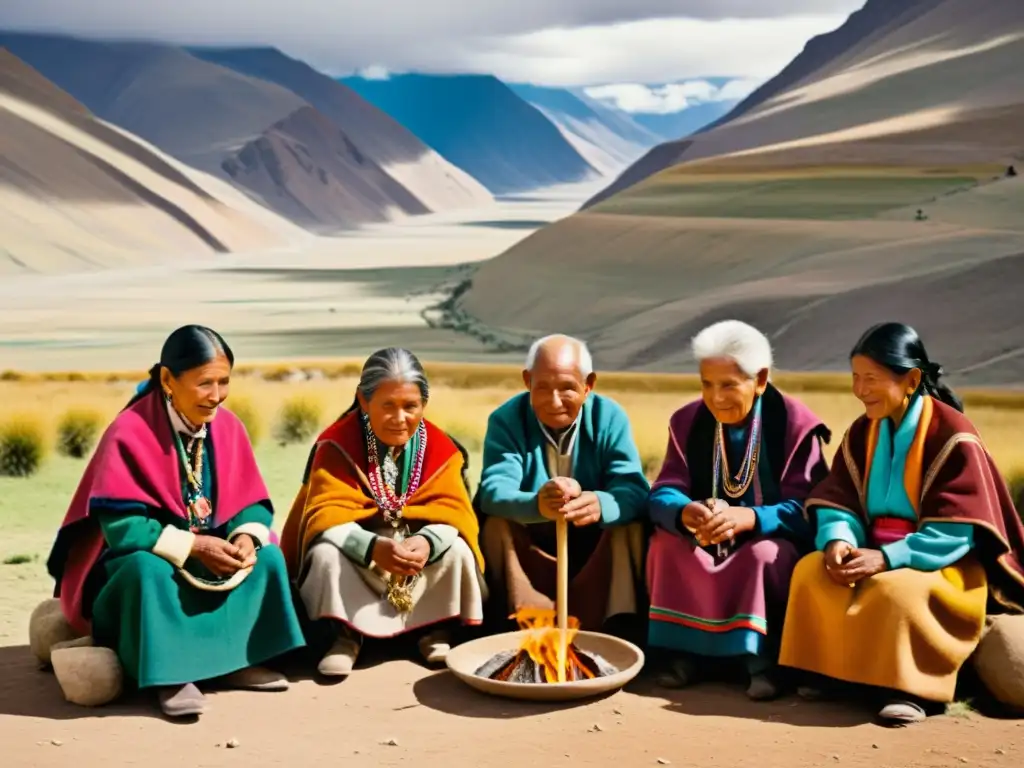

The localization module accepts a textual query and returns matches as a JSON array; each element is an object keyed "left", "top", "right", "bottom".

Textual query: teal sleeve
[
  {"left": 342, "top": 527, "right": 379, "bottom": 567},
  {"left": 881, "top": 522, "right": 975, "bottom": 571},
  {"left": 95, "top": 508, "right": 164, "bottom": 554},
  {"left": 417, "top": 524, "right": 460, "bottom": 565},
  {"left": 478, "top": 413, "right": 544, "bottom": 523},
  {"left": 814, "top": 507, "right": 867, "bottom": 550},
  {"left": 595, "top": 404, "right": 651, "bottom": 527}
]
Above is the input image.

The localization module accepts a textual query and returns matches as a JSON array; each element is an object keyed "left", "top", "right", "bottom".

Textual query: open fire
[{"left": 474, "top": 608, "right": 618, "bottom": 684}]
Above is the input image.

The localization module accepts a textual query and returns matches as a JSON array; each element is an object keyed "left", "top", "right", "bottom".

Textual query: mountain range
[
  {"left": 449, "top": 0, "right": 1024, "bottom": 385},
  {"left": 0, "top": 31, "right": 716, "bottom": 258}
]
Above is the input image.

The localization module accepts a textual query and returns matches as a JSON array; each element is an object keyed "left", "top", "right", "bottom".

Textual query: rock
[
  {"left": 383, "top": 738, "right": 399, "bottom": 746},
  {"left": 995, "top": 749, "right": 1006, "bottom": 755},
  {"left": 51, "top": 740, "right": 63, "bottom": 747},
  {"left": 28, "top": 599, "right": 80, "bottom": 665},
  {"left": 589, "top": 724, "right": 603, "bottom": 732},
  {"left": 50, "top": 646, "right": 123, "bottom": 707},
  {"left": 657, "top": 760, "right": 670, "bottom": 765},
  {"left": 226, "top": 739, "right": 240, "bottom": 749},
  {"left": 972, "top": 614, "right": 1024, "bottom": 711}
]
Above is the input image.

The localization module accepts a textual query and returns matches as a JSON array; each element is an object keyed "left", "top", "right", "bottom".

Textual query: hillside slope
[
  {"left": 447, "top": 0, "right": 1024, "bottom": 384},
  {"left": 0, "top": 50, "right": 304, "bottom": 275},
  {"left": 509, "top": 84, "right": 657, "bottom": 174},
  {"left": 189, "top": 47, "right": 492, "bottom": 212},
  {"left": 343, "top": 74, "right": 598, "bottom": 194},
  {"left": 221, "top": 106, "right": 430, "bottom": 230},
  {"left": 584, "top": 0, "right": 1017, "bottom": 207},
  {"left": 0, "top": 33, "right": 305, "bottom": 175}
]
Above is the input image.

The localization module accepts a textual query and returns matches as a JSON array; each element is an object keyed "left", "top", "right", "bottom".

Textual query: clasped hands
[
  {"left": 822, "top": 540, "right": 888, "bottom": 585},
  {"left": 538, "top": 477, "right": 602, "bottom": 526},
  {"left": 190, "top": 533, "right": 259, "bottom": 576},
  {"left": 681, "top": 499, "right": 756, "bottom": 547},
  {"left": 372, "top": 535, "right": 431, "bottom": 577}
]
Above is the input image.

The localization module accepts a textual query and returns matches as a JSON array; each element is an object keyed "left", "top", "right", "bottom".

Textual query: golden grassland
[{"left": 3, "top": 361, "right": 1024, "bottom": 476}]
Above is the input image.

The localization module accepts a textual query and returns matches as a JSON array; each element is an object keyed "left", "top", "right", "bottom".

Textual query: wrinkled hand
[
  {"left": 373, "top": 537, "right": 426, "bottom": 577},
  {"left": 190, "top": 535, "right": 247, "bottom": 576},
  {"left": 696, "top": 505, "right": 757, "bottom": 546},
  {"left": 833, "top": 547, "right": 887, "bottom": 584},
  {"left": 232, "top": 534, "right": 258, "bottom": 568},
  {"left": 560, "top": 491, "right": 602, "bottom": 527},
  {"left": 402, "top": 535, "right": 432, "bottom": 569},
  {"left": 680, "top": 501, "right": 714, "bottom": 532},
  {"left": 538, "top": 477, "right": 581, "bottom": 521},
  {"left": 823, "top": 540, "right": 854, "bottom": 585}
]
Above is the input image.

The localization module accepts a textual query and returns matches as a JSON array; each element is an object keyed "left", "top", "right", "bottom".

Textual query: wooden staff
[{"left": 556, "top": 517, "right": 568, "bottom": 683}]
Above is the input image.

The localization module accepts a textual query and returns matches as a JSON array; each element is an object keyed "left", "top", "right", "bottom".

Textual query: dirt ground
[{"left": 0, "top": 640, "right": 1019, "bottom": 768}]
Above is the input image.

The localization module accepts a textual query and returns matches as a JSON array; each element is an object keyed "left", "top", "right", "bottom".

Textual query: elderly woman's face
[
  {"left": 699, "top": 358, "right": 767, "bottom": 425},
  {"left": 162, "top": 354, "right": 232, "bottom": 426},
  {"left": 360, "top": 381, "right": 425, "bottom": 448},
  {"left": 851, "top": 354, "right": 919, "bottom": 421}
]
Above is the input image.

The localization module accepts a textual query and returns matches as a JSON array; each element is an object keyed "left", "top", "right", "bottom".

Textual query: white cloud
[
  {"left": 584, "top": 78, "right": 762, "bottom": 114},
  {"left": 446, "top": 15, "right": 850, "bottom": 87},
  {"left": 0, "top": 1, "right": 864, "bottom": 87},
  {"left": 357, "top": 65, "right": 391, "bottom": 80}
]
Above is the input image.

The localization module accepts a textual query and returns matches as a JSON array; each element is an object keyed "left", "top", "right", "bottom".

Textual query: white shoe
[
  {"left": 318, "top": 635, "right": 360, "bottom": 677},
  {"left": 223, "top": 666, "right": 289, "bottom": 691},
  {"left": 418, "top": 630, "right": 451, "bottom": 665}
]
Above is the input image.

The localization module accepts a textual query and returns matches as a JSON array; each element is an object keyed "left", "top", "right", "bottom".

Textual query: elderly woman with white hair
[
  {"left": 646, "top": 320, "right": 831, "bottom": 699},
  {"left": 280, "top": 347, "right": 486, "bottom": 677}
]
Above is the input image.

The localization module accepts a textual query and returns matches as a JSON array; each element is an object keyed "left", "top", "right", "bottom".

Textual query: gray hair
[
  {"left": 356, "top": 347, "right": 429, "bottom": 405},
  {"left": 524, "top": 334, "right": 594, "bottom": 377},
  {"left": 691, "top": 320, "right": 773, "bottom": 378}
]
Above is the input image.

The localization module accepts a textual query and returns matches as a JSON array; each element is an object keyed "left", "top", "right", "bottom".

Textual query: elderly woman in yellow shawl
[{"left": 280, "top": 348, "right": 486, "bottom": 677}]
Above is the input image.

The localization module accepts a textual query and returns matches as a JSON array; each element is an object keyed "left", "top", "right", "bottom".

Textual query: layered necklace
[
  {"left": 362, "top": 412, "right": 427, "bottom": 527},
  {"left": 362, "top": 412, "right": 428, "bottom": 613},
  {"left": 168, "top": 404, "right": 213, "bottom": 533},
  {"left": 706, "top": 397, "right": 763, "bottom": 558}
]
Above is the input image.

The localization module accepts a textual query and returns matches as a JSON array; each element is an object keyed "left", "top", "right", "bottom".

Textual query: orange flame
[{"left": 509, "top": 608, "right": 596, "bottom": 683}]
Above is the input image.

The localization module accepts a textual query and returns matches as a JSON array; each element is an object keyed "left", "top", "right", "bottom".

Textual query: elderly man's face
[
  {"left": 524, "top": 348, "right": 595, "bottom": 430},
  {"left": 699, "top": 358, "right": 768, "bottom": 425}
]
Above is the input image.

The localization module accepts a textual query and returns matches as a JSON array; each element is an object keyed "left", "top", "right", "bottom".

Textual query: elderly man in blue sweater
[{"left": 475, "top": 334, "right": 649, "bottom": 633}]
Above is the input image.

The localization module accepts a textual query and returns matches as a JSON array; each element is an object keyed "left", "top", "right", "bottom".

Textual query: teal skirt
[{"left": 91, "top": 546, "right": 305, "bottom": 688}]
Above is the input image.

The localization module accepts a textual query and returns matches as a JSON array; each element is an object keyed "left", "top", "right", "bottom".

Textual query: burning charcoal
[
  {"left": 475, "top": 608, "right": 620, "bottom": 684},
  {"left": 474, "top": 650, "right": 518, "bottom": 678}
]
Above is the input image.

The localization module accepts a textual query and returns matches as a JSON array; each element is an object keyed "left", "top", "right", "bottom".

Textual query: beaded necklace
[
  {"left": 362, "top": 412, "right": 427, "bottom": 526},
  {"left": 362, "top": 412, "right": 428, "bottom": 614},
  {"left": 173, "top": 430, "right": 213, "bottom": 532},
  {"left": 706, "top": 396, "right": 763, "bottom": 558}
]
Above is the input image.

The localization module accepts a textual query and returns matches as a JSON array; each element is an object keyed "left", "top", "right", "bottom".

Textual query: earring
[{"left": 164, "top": 391, "right": 172, "bottom": 403}]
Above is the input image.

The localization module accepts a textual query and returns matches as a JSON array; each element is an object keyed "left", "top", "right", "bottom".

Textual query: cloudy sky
[{"left": 0, "top": 1, "right": 865, "bottom": 110}]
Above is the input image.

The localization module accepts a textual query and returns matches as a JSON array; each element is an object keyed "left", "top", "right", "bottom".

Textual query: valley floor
[{"left": 0, "top": 181, "right": 604, "bottom": 373}]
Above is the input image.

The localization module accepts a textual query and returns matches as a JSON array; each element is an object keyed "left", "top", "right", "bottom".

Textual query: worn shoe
[
  {"left": 657, "top": 656, "right": 698, "bottom": 689},
  {"left": 746, "top": 672, "right": 782, "bottom": 701},
  {"left": 318, "top": 635, "right": 360, "bottom": 677},
  {"left": 222, "top": 666, "right": 289, "bottom": 692},
  {"left": 418, "top": 630, "right": 452, "bottom": 665},
  {"left": 158, "top": 683, "right": 207, "bottom": 718},
  {"left": 878, "top": 699, "right": 927, "bottom": 726}
]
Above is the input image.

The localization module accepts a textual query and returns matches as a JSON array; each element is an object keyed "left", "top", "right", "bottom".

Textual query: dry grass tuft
[{"left": 0, "top": 413, "right": 49, "bottom": 478}]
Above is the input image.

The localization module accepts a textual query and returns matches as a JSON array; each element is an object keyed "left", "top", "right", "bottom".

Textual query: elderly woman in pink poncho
[
  {"left": 46, "top": 325, "right": 305, "bottom": 720},
  {"left": 645, "top": 320, "right": 830, "bottom": 700}
]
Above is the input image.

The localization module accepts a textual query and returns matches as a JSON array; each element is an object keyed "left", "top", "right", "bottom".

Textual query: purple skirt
[{"left": 646, "top": 527, "right": 799, "bottom": 658}]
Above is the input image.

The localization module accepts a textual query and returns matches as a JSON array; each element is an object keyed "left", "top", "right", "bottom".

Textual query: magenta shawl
[
  {"left": 653, "top": 384, "right": 831, "bottom": 505},
  {"left": 48, "top": 390, "right": 269, "bottom": 635}
]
